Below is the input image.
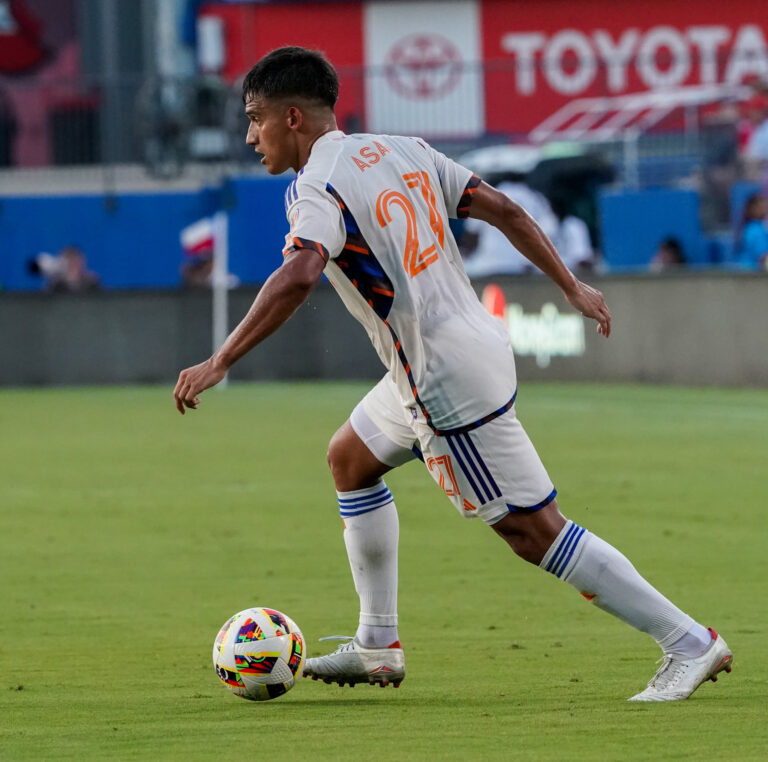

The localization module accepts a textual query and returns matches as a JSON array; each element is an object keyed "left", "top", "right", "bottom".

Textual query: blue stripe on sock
[
  {"left": 339, "top": 495, "right": 394, "bottom": 512},
  {"left": 545, "top": 522, "right": 578, "bottom": 573},
  {"left": 337, "top": 493, "right": 392, "bottom": 511},
  {"left": 551, "top": 524, "right": 583, "bottom": 577},
  {"left": 550, "top": 525, "right": 584, "bottom": 578},
  {"left": 339, "top": 502, "right": 392, "bottom": 518},
  {"left": 337, "top": 485, "right": 390, "bottom": 505},
  {"left": 451, "top": 435, "right": 494, "bottom": 502},
  {"left": 446, "top": 436, "right": 485, "bottom": 505},
  {"left": 553, "top": 527, "right": 586, "bottom": 578},
  {"left": 462, "top": 433, "right": 501, "bottom": 498}
]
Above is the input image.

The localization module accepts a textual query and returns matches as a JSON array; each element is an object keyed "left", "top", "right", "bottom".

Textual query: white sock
[
  {"left": 338, "top": 481, "right": 399, "bottom": 649},
  {"left": 541, "top": 520, "right": 702, "bottom": 652}
]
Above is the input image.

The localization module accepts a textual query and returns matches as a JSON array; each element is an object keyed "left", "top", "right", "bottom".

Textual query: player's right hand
[
  {"left": 173, "top": 357, "right": 228, "bottom": 414},
  {"left": 563, "top": 280, "right": 612, "bottom": 338}
]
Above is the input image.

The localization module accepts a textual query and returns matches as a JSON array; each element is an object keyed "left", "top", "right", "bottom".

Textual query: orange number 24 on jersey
[{"left": 375, "top": 171, "right": 446, "bottom": 278}]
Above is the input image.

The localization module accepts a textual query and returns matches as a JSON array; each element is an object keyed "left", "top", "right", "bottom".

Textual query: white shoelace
[
  {"left": 317, "top": 635, "right": 355, "bottom": 654},
  {"left": 649, "top": 655, "right": 685, "bottom": 689}
]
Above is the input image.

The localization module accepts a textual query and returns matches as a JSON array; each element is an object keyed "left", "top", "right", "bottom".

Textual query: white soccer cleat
[
  {"left": 303, "top": 636, "right": 405, "bottom": 688},
  {"left": 628, "top": 628, "right": 733, "bottom": 702}
]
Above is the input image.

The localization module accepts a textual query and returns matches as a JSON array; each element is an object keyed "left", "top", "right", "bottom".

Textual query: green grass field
[{"left": 1, "top": 382, "right": 766, "bottom": 761}]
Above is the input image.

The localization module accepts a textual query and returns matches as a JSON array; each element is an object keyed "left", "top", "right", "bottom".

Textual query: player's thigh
[
  {"left": 417, "top": 406, "right": 556, "bottom": 525},
  {"left": 348, "top": 374, "right": 419, "bottom": 467},
  {"left": 329, "top": 375, "right": 417, "bottom": 491}
]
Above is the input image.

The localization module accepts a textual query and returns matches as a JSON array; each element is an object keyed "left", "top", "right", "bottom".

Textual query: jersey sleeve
[
  {"left": 416, "top": 139, "right": 482, "bottom": 219},
  {"left": 283, "top": 179, "right": 346, "bottom": 262}
]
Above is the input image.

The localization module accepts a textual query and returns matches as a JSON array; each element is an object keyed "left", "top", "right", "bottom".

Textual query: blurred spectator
[
  {"left": 549, "top": 194, "right": 596, "bottom": 272},
  {"left": 180, "top": 252, "right": 214, "bottom": 289},
  {"left": 0, "top": 88, "right": 17, "bottom": 166},
  {"left": 735, "top": 192, "right": 768, "bottom": 271},
  {"left": 28, "top": 246, "right": 101, "bottom": 292},
  {"left": 650, "top": 237, "right": 686, "bottom": 272},
  {"left": 459, "top": 173, "right": 557, "bottom": 276},
  {"left": 743, "top": 90, "right": 768, "bottom": 187},
  {"left": 47, "top": 246, "right": 101, "bottom": 292},
  {"left": 737, "top": 93, "right": 768, "bottom": 154}
]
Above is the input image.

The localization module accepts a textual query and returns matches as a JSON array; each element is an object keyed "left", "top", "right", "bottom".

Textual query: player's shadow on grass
[{"left": 280, "top": 696, "right": 412, "bottom": 707}]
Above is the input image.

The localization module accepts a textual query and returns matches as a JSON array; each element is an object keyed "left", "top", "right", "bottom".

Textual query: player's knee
[
  {"left": 327, "top": 423, "right": 392, "bottom": 492},
  {"left": 491, "top": 502, "right": 566, "bottom": 565},
  {"left": 495, "top": 526, "right": 546, "bottom": 565},
  {"left": 326, "top": 431, "right": 346, "bottom": 478},
  {"left": 326, "top": 427, "right": 365, "bottom": 491}
]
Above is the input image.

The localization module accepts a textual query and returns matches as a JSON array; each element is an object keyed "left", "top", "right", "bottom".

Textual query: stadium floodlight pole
[{"left": 211, "top": 210, "right": 229, "bottom": 389}]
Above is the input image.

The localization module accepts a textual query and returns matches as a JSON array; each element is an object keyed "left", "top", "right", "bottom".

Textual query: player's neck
[{"left": 296, "top": 115, "right": 339, "bottom": 170}]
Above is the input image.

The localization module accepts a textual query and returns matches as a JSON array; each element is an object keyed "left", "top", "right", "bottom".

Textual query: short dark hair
[{"left": 242, "top": 47, "right": 338, "bottom": 108}]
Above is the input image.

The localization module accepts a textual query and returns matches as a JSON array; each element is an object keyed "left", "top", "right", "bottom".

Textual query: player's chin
[{"left": 263, "top": 158, "right": 289, "bottom": 175}]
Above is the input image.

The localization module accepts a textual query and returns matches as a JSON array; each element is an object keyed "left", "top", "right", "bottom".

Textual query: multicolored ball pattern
[{"left": 212, "top": 607, "right": 305, "bottom": 701}]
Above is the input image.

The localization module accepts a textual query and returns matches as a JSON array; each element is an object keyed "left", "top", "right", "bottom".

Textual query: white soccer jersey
[{"left": 283, "top": 130, "right": 517, "bottom": 434}]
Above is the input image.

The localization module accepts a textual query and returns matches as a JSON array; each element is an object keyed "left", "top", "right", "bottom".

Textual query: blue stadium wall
[
  {"left": 0, "top": 177, "right": 761, "bottom": 291},
  {"left": 0, "top": 176, "right": 292, "bottom": 292}
]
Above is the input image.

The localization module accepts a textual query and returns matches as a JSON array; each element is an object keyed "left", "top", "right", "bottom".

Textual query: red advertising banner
[
  {"left": 481, "top": 0, "right": 768, "bottom": 134},
  {"left": 199, "top": 1, "right": 365, "bottom": 132},
  {"left": 200, "top": 0, "right": 768, "bottom": 139}
]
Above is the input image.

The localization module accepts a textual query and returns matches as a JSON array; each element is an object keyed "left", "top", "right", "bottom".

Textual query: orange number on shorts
[
  {"left": 426, "top": 455, "right": 460, "bottom": 497},
  {"left": 375, "top": 172, "right": 444, "bottom": 278}
]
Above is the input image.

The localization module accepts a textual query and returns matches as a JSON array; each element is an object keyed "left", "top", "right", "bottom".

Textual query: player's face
[{"left": 244, "top": 94, "right": 298, "bottom": 175}]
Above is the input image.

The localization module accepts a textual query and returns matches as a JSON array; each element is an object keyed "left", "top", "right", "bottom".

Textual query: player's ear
[{"left": 286, "top": 106, "right": 303, "bottom": 130}]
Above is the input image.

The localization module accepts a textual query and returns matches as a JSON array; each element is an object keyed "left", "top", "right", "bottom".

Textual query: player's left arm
[
  {"left": 469, "top": 181, "right": 611, "bottom": 337},
  {"left": 173, "top": 248, "right": 326, "bottom": 414}
]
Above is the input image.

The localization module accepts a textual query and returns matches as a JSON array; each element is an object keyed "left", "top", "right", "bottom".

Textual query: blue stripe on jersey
[
  {"left": 325, "top": 183, "right": 395, "bottom": 322},
  {"left": 461, "top": 433, "right": 501, "bottom": 499},
  {"left": 434, "top": 392, "right": 518, "bottom": 437},
  {"left": 446, "top": 436, "right": 486, "bottom": 505},
  {"left": 285, "top": 169, "right": 305, "bottom": 211}
]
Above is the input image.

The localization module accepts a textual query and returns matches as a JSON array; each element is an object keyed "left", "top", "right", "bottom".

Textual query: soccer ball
[{"left": 212, "top": 607, "right": 306, "bottom": 701}]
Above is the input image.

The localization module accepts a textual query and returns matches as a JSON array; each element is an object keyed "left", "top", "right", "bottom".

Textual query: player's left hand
[
  {"left": 563, "top": 280, "right": 612, "bottom": 338},
  {"left": 173, "top": 358, "right": 228, "bottom": 414}
]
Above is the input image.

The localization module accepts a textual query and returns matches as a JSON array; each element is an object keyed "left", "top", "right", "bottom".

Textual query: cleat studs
[
  {"left": 311, "top": 675, "right": 318, "bottom": 681},
  {"left": 725, "top": 665, "right": 732, "bottom": 673},
  {"left": 323, "top": 679, "right": 332, "bottom": 684},
  {"left": 710, "top": 676, "right": 718, "bottom": 682},
  {"left": 369, "top": 681, "right": 375, "bottom": 685},
  {"left": 393, "top": 682, "right": 401, "bottom": 688}
]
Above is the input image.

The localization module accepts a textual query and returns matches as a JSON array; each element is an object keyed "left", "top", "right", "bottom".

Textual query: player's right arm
[
  {"left": 468, "top": 181, "right": 611, "bottom": 337},
  {"left": 173, "top": 248, "right": 326, "bottom": 414}
]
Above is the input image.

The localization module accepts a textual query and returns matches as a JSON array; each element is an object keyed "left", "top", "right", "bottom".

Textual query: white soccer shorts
[{"left": 349, "top": 374, "right": 556, "bottom": 525}]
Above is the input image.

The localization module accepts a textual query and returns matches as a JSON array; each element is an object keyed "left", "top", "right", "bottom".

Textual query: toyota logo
[{"left": 384, "top": 34, "right": 463, "bottom": 100}]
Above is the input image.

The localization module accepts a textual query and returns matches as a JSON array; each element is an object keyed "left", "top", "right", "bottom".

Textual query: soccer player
[{"left": 173, "top": 47, "right": 732, "bottom": 702}]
